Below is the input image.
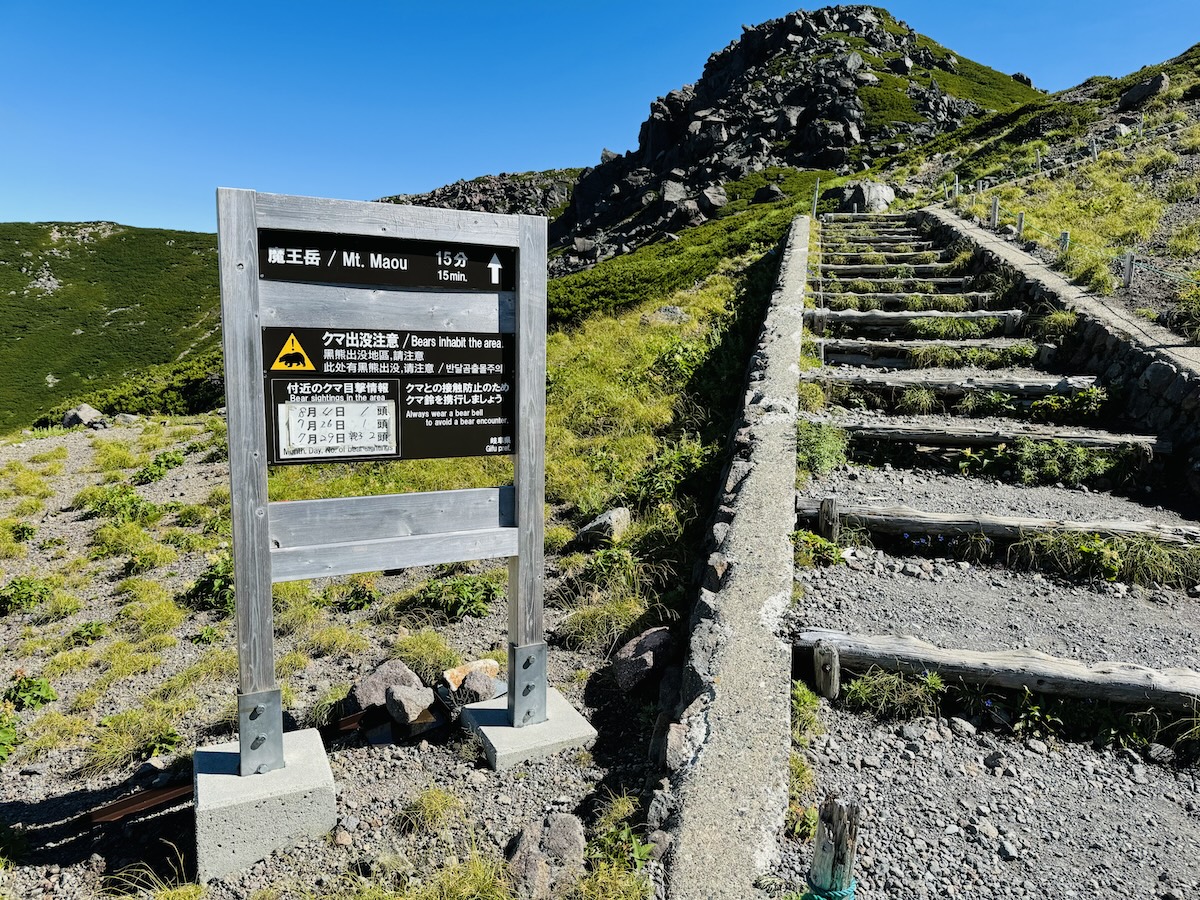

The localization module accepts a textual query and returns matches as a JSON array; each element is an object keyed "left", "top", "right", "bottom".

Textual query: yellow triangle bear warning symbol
[{"left": 270, "top": 333, "right": 316, "bottom": 371}]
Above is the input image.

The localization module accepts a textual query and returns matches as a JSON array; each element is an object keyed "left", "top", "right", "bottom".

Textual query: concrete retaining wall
[{"left": 651, "top": 217, "right": 809, "bottom": 900}]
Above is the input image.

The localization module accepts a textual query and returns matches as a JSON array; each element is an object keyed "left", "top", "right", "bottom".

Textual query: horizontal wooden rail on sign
[
  {"left": 258, "top": 281, "right": 516, "bottom": 332},
  {"left": 794, "top": 628, "right": 1200, "bottom": 709},
  {"left": 270, "top": 527, "right": 519, "bottom": 582},
  {"left": 269, "top": 487, "right": 515, "bottom": 548},
  {"left": 795, "top": 499, "right": 1200, "bottom": 545},
  {"left": 253, "top": 192, "right": 525, "bottom": 244}
]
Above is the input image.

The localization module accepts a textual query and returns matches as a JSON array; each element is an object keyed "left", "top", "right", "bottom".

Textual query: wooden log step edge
[
  {"left": 805, "top": 292, "right": 996, "bottom": 310},
  {"left": 798, "top": 371, "right": 1096, "bottom": 397},
  {"left": 803, "top": 308, "right": 1025, "bottom": 323},
  {"left": 822, "top": 236, "right": 934, "bottom": 246},
  {"left": 821, "top": 264, "right": 955, "bottom": 276},
  {"left": 819, "top": 277, "right": 983, "bottom": 286},
  {"left": 817, "top": 337, "right": 1035, "bottom": 352},
  {"left": 794, "top": 628, "right": 1200, "bottom": 709},
  {"left": 795, "top": 498, "right": 1200, "bottom": 545},
  {"left": 804, "top": 417, "right": 1172, "bottom": 454},
  {"left": 822, "top": 212, "right": 911, "bottom": 220}
]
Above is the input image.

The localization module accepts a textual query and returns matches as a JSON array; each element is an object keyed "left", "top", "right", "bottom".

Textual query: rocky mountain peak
[{"left": 386, "top": 5, "right": 1035, "bottom": 276}]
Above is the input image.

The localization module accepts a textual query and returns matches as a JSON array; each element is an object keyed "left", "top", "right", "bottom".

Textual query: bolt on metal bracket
[
  {"left": 238, "top": 688, "right": 284, "bottom": 775},
  {"left": 508, "top": 642, "right": 548, "bottom": 728}
]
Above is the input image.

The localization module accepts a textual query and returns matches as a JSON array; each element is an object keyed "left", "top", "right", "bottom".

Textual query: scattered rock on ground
[{"left": 612, "top": 627, "right": 675, "bottom": 691}]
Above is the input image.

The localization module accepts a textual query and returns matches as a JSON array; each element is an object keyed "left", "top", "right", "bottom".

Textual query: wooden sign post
[{"left": 216, "top": 189, "right": 548, "bottom": 776}]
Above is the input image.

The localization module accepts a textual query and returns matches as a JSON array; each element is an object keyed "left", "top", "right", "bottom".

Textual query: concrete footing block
[
  {"left": 194, "top": 728, "right": 336, "bottom": 882},
  {"left": 461, "top": 687, "right": 596, "bottom": 771}
]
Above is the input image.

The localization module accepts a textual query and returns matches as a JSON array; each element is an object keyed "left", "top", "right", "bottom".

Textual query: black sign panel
[
  {"left": 258, "top": 229, "right": 516, "bottom": 291},
  {"left": 263, "top": 326, "right": 515, "bottom": 464}
]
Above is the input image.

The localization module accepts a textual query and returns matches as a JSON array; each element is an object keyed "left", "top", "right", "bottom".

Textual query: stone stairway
[
  {"left": 803, "top": 210, "right": 1173, "bottom": 463},
  {"left": 790, "top": 212, "right": 1200, "bottom": 758}
]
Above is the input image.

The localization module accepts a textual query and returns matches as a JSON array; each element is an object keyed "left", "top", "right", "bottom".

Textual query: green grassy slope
[{"left": 0, "top": 223, "right": 220, "bottom": 432}]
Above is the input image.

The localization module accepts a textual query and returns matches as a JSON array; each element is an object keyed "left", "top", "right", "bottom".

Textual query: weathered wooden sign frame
[{"left": 217, "top": 189, "right": 547, "bottom": 776}]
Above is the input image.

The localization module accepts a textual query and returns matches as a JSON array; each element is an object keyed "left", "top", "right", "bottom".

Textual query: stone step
[
  {"left": 823, "top": 237, "right": 937, "bottom": 249},
  {"left": 803, "top": 308, "right": 1026, "bottom": 336},
  {"left": 811, "top": 292, "right": 997, "bottom": 312},
  {"left": 822, "top": 250, "right": 946, "bottom": 263},
  {"left": 816, "top": 337, "right": 1038, "bottom": 369},
  {"left": 816, "top": 232, "right": 926, "bottom": 243},
  {"left": 821, "top": 262, "right": 957, "bottom": 277},
  {"left": 821, "top": 276, "right": 978, "bottom": 294},
  {"left": 795, "top": 501, "right": 1200, "bottom": 547},
  {"left": 801, "top": 413, "right": 1171, "bottom": 454},
  {"left": 799, "top": 367, "right": 1096, "bottom": 400},
  {"left": 821, "top": 212, "right": 911, "bottom": 221},
  {"left": 792, "top": 628, "right": 1200, "bottom": 709}
]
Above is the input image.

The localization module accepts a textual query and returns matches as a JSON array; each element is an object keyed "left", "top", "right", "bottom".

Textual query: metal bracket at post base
[
  {"left": 238, "top": 688, "right": 285, "bottom": 775},
  {"left": 507, "top": 642, "right": 548, "bottom": 728}
]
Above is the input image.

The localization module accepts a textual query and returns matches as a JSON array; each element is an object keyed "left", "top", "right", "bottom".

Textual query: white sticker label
[{"left": 277, "top": 401, "right": 396, "bottom": 459}]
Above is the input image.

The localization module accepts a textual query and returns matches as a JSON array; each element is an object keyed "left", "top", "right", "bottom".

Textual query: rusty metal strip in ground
[
  {"left": 83, "top": 783, "right": 194, "bottom": 825},
  {"left": 77, "top": 706, "right": 386, "bottom": 828}
]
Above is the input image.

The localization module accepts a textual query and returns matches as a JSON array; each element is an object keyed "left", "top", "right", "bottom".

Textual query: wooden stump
[
  {"left": 813, "top": 640, "right": 841, "bottom": 701},
  {"left": 818, "top": 498, "right": 840, "bottom": 544},
  {"left": 808, "top": 794, "right": 861, "bottom": 896}
]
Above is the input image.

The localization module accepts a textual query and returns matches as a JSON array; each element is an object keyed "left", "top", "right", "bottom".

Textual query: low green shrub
[
  {"left": 0, "top": 703, "right": 21, "bottom": 766},
  {"left": 63, "top": 621, "right": 106, "bottom": 648},
  {"left": 797, "top": 383, "right": 826, "bottom": 413},
  {"left": 180, "top": 551, "right": 235, "bottom": 616},
  {"left": 412, "top": 571, "right": 504, "bottom": 620},
  {"left": 842, "top": 667, "right": 946, "bottom": 719},
  {"left": 321, "top": 573, "right": 380, "bottom": 612},
  {"left": 957, "top": 438, "right": 1134, "bottom": 487},
  {"left": 72, "top": 484, "right": 162, "bottom": 525},
  {"left": 4, "top": 672, "right": 57, "bottom": 711},
  {"left": 131, "top": 450, "right": 185, "bottom": 485},
  {"left": 82, "top": 704, "right": 183, "bottom": 774},
  {"left": 1035, "top": 309, "right": 1078, "bottom": 342},
  {"left": 791, "top": 681, "right": 823, "bottom": 744},
  {"left": 0, "top": 576, "right": 53, "bottom": 615},
  {"left": 391, "top": 628, "right": 461, "bottom": 684},
  {"left": 897, "top": 386, "right": 939, "bottom": 414},
  {"left": 908, "top": 316, "right": 1000, "bottom": 339},
  {"left": 784, "top": 751, "right": 819, "bottom": 841},
  {"left": 1008, "top": 532, "right": 1200, "bottom": 587},
  {"left": 793, "top": 530, "right": 843, "bottom": 568},
  {"left": 796, "top": 422, "right": 848, "bottom": 476},
  {"left": 1028, "top": 386, "right": 1109, "bottom": 425}
]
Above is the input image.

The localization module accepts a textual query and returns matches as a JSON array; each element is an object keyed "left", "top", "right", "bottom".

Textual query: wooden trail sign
[{"left": 217, "top": 189, "right": 547, "bottom": 775}]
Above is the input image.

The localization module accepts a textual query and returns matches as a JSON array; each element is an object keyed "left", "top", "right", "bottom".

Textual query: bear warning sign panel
[
  {"left": 261, "top": 326, "right": 515, "bottom": 465},
  {"left": 269, "top": 333, "right": 316, "bottom": 371}
]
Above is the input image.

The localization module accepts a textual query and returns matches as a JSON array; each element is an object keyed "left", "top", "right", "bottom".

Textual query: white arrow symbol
[{"left": 487, "top": 254, "right": 502, "bottom": 285}]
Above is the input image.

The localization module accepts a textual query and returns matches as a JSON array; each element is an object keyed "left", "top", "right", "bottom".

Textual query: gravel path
[
  {"left": 773, "top": 707, "right": 1200, "bottom": 899},
  {"left": 775, "top": 207, "right": 1200, "bottom": 899}
]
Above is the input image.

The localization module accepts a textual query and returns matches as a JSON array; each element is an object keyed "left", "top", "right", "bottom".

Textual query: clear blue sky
[{"left": 2, "top": 1, "right": 1197, "bottom": 234}]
